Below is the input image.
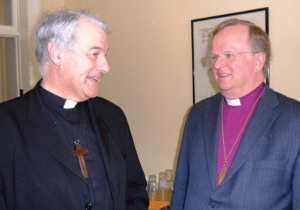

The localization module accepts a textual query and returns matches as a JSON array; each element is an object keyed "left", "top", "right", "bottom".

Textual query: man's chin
[{"left": 85, "top": 92, "right": 98, "bottom": 99}]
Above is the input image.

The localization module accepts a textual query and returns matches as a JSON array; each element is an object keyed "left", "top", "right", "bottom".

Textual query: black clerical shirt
[{"left": 38, "top": 84, "right": 113, "bottom": 210}]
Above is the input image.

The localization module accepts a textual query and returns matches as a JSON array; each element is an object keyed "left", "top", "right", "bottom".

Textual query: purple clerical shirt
[{"left": 216, "top": 83, "right": 264, "bottom": 186}]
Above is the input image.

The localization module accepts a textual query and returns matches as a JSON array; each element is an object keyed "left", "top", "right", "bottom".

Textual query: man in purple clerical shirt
[{"left": 171, "top": 19, "right": 300, "bottom": 210}]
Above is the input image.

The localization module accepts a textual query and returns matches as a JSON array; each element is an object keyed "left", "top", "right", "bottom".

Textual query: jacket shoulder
[
  {"left": 275, "top": 91, "right": 300, "bottom": 109},
  {"left": 190, "top": 93, "right": 222, "bottom": 114},
  {"left": 264, "top": 86, "right": 300, "bottom": 115},
  {"left": 0, "top": 91, "right": 31, "bottom": 120}
]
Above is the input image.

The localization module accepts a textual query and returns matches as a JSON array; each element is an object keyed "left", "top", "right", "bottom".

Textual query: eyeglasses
[{"left": 207, "top": 51, "right": 257, "bottom": 65}]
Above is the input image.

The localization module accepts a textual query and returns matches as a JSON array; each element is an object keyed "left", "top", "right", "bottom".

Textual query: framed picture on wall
[{"left": 191, "top": 8, "right": 269, "bottom": 104}]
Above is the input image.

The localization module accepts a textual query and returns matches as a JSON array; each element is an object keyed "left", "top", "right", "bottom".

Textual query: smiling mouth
[
  {"left": 218, "top": 73, "right": 230, "bottom": 77},
  {"left": 87, "top": 76, "right": 100, "bottom": 82}
]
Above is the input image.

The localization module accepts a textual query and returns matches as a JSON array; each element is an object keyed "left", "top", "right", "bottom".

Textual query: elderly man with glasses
[{"left": 170, "top": 19, "right": 300, "bottom": 210}]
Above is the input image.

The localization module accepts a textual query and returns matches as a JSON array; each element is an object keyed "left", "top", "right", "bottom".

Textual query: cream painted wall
[
  {"left": 41, "top": 0, "right": 64, "bottom": 11},
  {"left": 42, "top": 0, "right": 300, "bottom": 177}
]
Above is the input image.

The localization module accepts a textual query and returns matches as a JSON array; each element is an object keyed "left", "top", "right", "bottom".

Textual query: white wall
[{"left": 40, "top": 0, "right": 300, "bottom": 177}]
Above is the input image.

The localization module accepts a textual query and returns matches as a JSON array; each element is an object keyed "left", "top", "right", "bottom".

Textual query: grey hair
[
  {"left": 35, "top": 8, "right": 110, "bottom": 76},
  {"left": 212, "top": 19, "right": 271, "bottom": 77}
]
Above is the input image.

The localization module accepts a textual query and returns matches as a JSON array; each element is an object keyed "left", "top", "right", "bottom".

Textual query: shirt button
[
  {"left": 85, "top": 203, "right": 93, "bottom": 210},
  {"left": 209, "top": 202, "right": 215, "bottom": 208}
]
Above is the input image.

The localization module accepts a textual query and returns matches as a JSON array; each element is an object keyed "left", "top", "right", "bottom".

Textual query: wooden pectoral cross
[
  {"left": 71, "top": 140, "right": 89, "bottom": 178},
  {"left": 217, "top": 166, "right": 226, "bottom": 186}
]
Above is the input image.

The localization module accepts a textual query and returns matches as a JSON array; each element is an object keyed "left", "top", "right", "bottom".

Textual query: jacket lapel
[
  {"left": 27, "top": 85, "right": 85, "bottom": 180},
  {"left": 203, "top": 93, "right": 223, "bottom": 190},
  {"left": 87, "top": 100, "right": 111, "bottom": 166},
  {"left": 221, "top": 86, "right": 279, "bottom": 184},
  {"left": 87, "top": 100, "right": 117, "bottom": 196}
]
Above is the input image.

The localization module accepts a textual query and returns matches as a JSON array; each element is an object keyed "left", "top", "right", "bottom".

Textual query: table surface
[{"left": 148, "top": 200, "right": 170, "bottom": 210}]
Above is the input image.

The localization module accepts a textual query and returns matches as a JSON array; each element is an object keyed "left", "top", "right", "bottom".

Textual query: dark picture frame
[{"left": 191, "top": 8, "right": 269, "bottom": 104}]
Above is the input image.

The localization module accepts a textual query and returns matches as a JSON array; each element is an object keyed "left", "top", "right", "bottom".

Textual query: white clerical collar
[
  {"left": 225, "top": 97, "right": 241, "bottom": 106},
  {"left": 63, "top": 99, "right": 78, "bottom": 109}
]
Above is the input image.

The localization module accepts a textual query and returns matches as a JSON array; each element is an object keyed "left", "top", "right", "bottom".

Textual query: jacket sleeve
[
  {"left": 169, "top": 113, "right": 191, "bottom": 210},
  {"left": 124, "top": 129, "right": 149, "bottom": 210},
  {"left": 118, "top": 110, "right": 148, "bottom": 210},
  {"left": 293, "top": 149, "right": 300, "bottom": 208},
  {"left": 0, "top": 174, "right": 6, "bottom": 210}
]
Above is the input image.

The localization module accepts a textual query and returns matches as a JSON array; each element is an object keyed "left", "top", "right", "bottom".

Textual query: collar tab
[
  {"left": 63, "top": 100, "right": 78, "bottom": 109},
  {"left": 225, "top": 98, "right": 241, "bottom": 106}
]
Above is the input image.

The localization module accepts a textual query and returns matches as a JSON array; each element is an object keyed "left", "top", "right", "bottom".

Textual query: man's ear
[
  {"left": 254, "top": 52, "right": 266, "bottom": 72},
  {"left": 47, "top": 41, "right": 63, "bottom": 66}
]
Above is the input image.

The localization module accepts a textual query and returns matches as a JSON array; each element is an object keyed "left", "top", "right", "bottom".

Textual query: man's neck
[
  {"left": 40, "top": 77, "right": 82, "bottom": 103},
  {"left": 221, "top": 79, "right": 264, "bottom": 99}
]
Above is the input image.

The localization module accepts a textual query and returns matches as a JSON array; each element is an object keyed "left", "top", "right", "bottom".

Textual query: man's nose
[
  {"left": 96, "top": 56, "right": 110, "bottom": 73},
  {"left": 213, "top": 55, "right": 226, "bottom": 70}
]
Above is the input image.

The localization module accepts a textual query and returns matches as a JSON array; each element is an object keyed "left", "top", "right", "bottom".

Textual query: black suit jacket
[{"left": 0, "top": 83, "right": 149, "bottom": 210}]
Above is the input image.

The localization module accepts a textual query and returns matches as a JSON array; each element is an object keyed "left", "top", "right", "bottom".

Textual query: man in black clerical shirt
[{"left": 0, "top": 9, "right": 149, "bottom": 210}]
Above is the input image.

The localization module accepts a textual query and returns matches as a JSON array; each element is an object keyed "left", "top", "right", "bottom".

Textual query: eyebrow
[
  {"left": 88, "top": 46, "right": 109, "bottom": 52},
  {"left": 88, "top": 46, "right": 103, "bottom": 51}
]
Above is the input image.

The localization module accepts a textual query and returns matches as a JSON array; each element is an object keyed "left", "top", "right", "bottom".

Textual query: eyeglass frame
[{"left": 207, "top": 51, "right": 258, "bottom": 65}]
